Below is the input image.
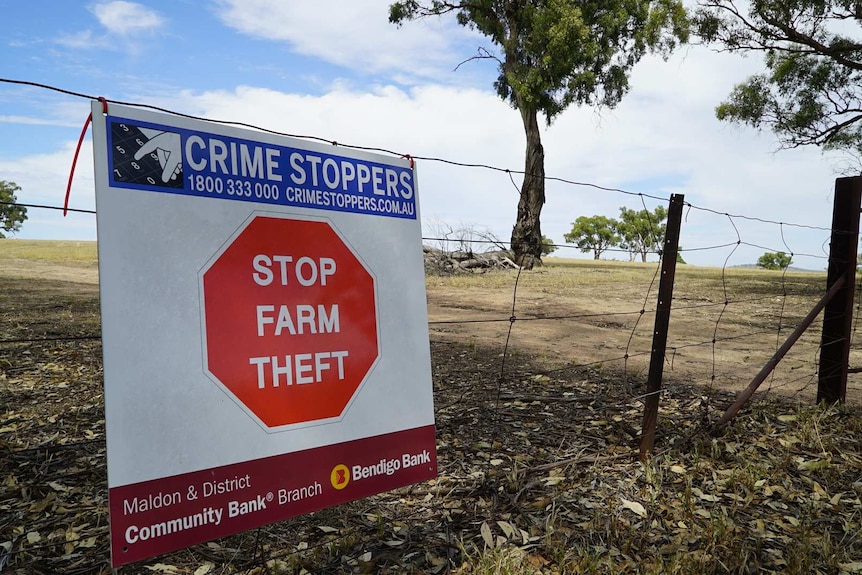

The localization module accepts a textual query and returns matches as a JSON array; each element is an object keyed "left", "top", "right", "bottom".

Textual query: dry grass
[
  {"left": 0, "top": 239, "right": 97, "bottom": 266},
  {"left": 425, "top": 256, "right": 846, "bottom": 405},
  {"left": 2, "top": 243, "right": 862, "bottom": 574},
  {"left": 432, "top": 256, "right": 825, "bottom": 294}
]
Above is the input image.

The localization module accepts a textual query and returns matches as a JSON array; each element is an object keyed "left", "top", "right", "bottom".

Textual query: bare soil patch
[{"left": 426, "top": 261, "right": 862, "bottom": 405}]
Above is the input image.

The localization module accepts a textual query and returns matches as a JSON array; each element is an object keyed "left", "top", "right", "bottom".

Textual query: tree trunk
[{"left": 510, "top": 105, "right": 545, "bottom": 270}]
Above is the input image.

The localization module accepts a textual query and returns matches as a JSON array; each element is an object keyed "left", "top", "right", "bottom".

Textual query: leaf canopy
[
  {"left": 696, "top": 0, "right": 862, "bottom": 154},
  {"left": 757, "top": 251, "right": 793, "bottom": 270},
  {"left": 391, "top": 0, "right": 689, "bottom": 122},
  {"left": 564, "top": 214, "right": 620, "bottom": 258},
  {"left": 617, "top": 206, "right": 667, "bottom": 262},
  {"left": 0, "top": 180, "right": 27, "bottom": 238}
]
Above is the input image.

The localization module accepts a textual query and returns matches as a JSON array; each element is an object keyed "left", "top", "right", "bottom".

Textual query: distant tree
[
  {"left": 617, "top": 206, "right": 668, "bottom": 263},
  {"left": 390, "top": 0, "right": 689, "bottom": 269},
  {"left": 695, "top": 1, "right": 862, "bottom": 158},
  {"left": 564, "top": 216, "right": 620, "bottom": 260},
  {"left": 540, "top": 235, "right": 557, "bottom": 256},
  {"left": 0, "top": 181, "right": 27, "bottom": 238},
  {"left": 757, "top": 251, "right": 793, "bottom": 270},
  {"left": 676, "top": 247, "right": 686, "bottom": 265}
]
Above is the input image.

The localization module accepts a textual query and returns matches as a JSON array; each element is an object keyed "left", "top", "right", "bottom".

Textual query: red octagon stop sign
[{"left": 200, "top": 214, "right": 379, "bottom": 428}]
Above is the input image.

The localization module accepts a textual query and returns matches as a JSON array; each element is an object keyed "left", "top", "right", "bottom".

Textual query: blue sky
[{"left": 0, "top": 0, "right": 852, "bottom": 268}]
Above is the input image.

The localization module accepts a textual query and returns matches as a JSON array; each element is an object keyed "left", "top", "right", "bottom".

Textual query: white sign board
[{"left": 91, "top": 102, "right": 435, "bottom": 567}]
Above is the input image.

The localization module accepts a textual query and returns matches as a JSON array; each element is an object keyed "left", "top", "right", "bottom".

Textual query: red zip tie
[
  {"left": 402, "top": 154, "right": 414, "bottom": 169},
  {"left": 64, "top": 97, "right": 108, "bottom": 216}
]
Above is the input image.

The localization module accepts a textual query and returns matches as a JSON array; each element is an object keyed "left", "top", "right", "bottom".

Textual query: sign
[
  {"left": 92, "top": 102, "right": 435, "bottom": 567},
  {"left": 201, "top": 214, "right": 379, "bottom": 428}
]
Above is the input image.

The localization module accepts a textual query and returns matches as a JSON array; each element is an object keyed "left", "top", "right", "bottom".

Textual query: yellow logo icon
[{"left": 330, "top": 464, "right": 350, "bottom": 490}]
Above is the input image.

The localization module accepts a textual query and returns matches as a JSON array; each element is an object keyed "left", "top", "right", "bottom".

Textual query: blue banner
[{"left": 106, "top": 116, "right": 417, "bottom": 220}]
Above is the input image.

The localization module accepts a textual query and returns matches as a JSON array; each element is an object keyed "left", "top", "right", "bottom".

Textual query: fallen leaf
[
  {"left": 620, "top": 498, "right": 647, "bottom": 518},
  {"left": 78, "top": 536, "right": 98, "bottom": 548},
  {"left": 480, "top": 521, "right": 495, "bottom": 548},
  {"left": 145, "top": 564, "right": 180, "bottom": 573},
  {"left": 542, "top": 475, "right": 564, "bottom": 486},
  {"left": 496, "top": 520, "right": 515, "bottom": 538}
]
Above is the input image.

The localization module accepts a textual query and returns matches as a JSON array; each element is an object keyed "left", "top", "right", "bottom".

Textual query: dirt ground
[
  {"left": 4, "top": 253, "right": 851, "bottom": 402},
  {"left": 425, "top": 261, "right": 862, "bottom": 405},
  {"left": 3, "top": 259, "right": 862, "bottom": 574}
]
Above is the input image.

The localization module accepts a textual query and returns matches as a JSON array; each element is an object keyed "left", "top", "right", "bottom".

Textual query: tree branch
[
  {"left": 453, "top": 46, "right": 502, "bottom": 71},
  {"left": 762, "top": 15, "right": 862, "bottom": 72},
  {"left": 820, "top": 113, "right": 862, "bottom": 144}
]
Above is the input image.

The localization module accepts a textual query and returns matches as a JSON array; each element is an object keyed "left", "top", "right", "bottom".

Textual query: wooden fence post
[
  {"left": 639, "top": 193, "right": 684, "bottom": 460},
  {"left": 818, "top": 177, "right": 862, "bottom": 404}
]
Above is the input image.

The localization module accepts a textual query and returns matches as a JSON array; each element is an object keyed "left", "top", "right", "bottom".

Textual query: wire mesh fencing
[{"left": 2, "top": 79, "right": 862, "bottom": 573}]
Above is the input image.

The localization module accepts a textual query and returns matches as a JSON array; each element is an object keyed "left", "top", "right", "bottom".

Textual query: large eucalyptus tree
[{"left": 390, "top": 0, "right": 688, "bottom": 267}]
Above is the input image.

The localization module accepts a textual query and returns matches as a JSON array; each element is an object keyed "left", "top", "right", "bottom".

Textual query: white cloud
[
  {"left": 92, "top": 1, "right": 164, "bottom": 35},
  {"left": 56, "top": 29, "right": 104, "bottom": 49},
  {"left": 140, "top": 43, "right": 837, "bottom": 267},
  {"left": 56, "top": 1, "right": 165, "bottom": 51},
  {"left": 0, "top": 141, "right": 95, "bottom": 216},
  {"left": 1, "top": 38, "right": 846, "bottom": 265},
  {"left": 0, "top": 115, "right": 79, "bottom": 128},
  {"left": 534, "top": 46, "right": 840, "bottom": 267},
  {"left": 214, "top": 0, "right": 481, "bottom": 78}
]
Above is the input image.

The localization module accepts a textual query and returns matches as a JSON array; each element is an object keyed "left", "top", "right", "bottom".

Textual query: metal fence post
[
  {"left": 639, "top": 193, "right": 684, "bottom": 460},
  {"left": 818, "top": 177, "right": 862, "bottom": 404}
]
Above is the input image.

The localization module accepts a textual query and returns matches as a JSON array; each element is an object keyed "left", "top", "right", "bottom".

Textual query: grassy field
[
  {"left": 426, "top": 254, "right": 848, "bottom": 405},
  {"left": 2, "top": 243, "right": 862, "bottom": 574},
  {"left": 0, "top": 239, "right": 97, "bottom": 265}
]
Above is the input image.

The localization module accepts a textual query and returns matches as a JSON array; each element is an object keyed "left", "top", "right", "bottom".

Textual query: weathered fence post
[
  {"left": 639, "top": 193, "right": 684, "bottom": 460},
  {"left": 818, "top": 177, "right": 862, "bottom": 404},
  {"left": 715, "top": 274, "right": 846, "bottom": 430}
]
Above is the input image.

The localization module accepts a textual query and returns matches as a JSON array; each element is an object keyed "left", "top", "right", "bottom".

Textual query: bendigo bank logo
[{"left": 330, "top": 464, "right": 350, "bottom": 490}]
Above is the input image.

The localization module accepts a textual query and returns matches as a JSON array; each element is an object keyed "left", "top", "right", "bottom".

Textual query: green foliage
[
  {"left": 617, "top": 206, "right": 668, "bottom": 262},
  {"left": 0, "top": 181, "right": 27, "bottom": 238},
  {"left": 563, "top": 215, "right": 620, "bottom": 259},
  {"left": 757, "top": 251, "right": 793, "bottom": 270},
  {"left": 695, "top": 0, "right": 862, "bottom": 156},
  {"left": 390, "top": 0, "right": 689, "bottom": 266},
  {"left": 391, "top": 0, "right": 689, "bottom": 123},
  {"left": 540, "top": 235, "right": 558, "bottom": 256}
]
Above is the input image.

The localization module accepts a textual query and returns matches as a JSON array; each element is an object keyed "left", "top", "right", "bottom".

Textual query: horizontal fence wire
[
  {"left": 0, "top": 76, "right": 844, "bottom": 238},
  {"left": 1, "top": 75, "right": 856, "bottom": 574}
]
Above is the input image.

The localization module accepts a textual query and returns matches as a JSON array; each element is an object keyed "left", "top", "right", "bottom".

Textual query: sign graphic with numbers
[
  {"left": 110, "top": 122, "right": 184, "bottom": 189},
  {"left": 91, "top": 102, "right": 436, "bottom": 567}
]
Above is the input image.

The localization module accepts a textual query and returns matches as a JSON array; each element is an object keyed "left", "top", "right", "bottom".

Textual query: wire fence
[{"left": 1, "top": 78, "right": 861, "bottom": 573}]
